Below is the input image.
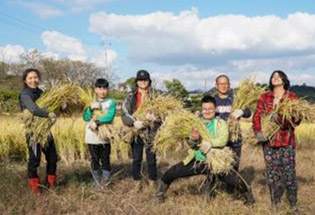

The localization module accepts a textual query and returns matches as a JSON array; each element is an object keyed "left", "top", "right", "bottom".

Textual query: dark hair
[
  {"left": 269, "top": 70, "right": 290, "bottom": 91},
  {"left": 94, "top": 78, "right": 109, "bottom": 88},
  {"left": 22, "top": 68, "right": 41, "bottom": 84},
  {"left": 215, "top": 75, "right": 230, "bottom": 84},
  {"left": 22, "top": 68, "right": 41, "bottom": 88},
  {"left": 201, "top": 95, "right": 217, "bottom": 107}
]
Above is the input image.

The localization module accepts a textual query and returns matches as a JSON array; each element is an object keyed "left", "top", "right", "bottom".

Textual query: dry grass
[
  {"left": 0, "top": 142, "right": 314, "bottom": 215},
  {"left": 1, "top": 116, "right": 315, "bottom": 214}
]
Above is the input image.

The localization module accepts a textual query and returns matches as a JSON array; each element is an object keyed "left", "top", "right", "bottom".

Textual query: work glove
[
  {"left": 255, "top": 132, "right": 267, "bottom": 143},
  {"left": 200, "top": 141, "right": 212, "bottom": 155},
  {"left": 48, "top": 112, "right": 57, "bottom": 124},
  {"left": 145, "top": 111, "right": 156, "bottom": 121},
  {"left": 61, "top": 102, "right": 67, "bottom": 110},
  {"left": 231, "top": 109, "right": 244, "bottom": 119},
  {"left": 195, "top": 149, "right": 207, "bottom": 162},
  {"left": 89, "top": 121, "right": 98, "bottom": 131},
  {"left": 90, "top": 102, "right": 101, "bottom": 110},
  {"left": 134, "top": 120, "right": 144, "bottom": 130}
]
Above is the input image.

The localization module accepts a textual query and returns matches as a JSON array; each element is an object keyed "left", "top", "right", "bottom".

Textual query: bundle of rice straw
[
  {"left": 228, "top": 78, "right": 266, "bottom": 142},
  {"left": 154, "top": 110, "right": 234, "bottom": 174},
  {"left": 22, "top": 83, "right": 81, "bottom": 147},
  {"left": 134, "top": 94, "right": 183, "bottom": 121},
  {"left": 261, "top": 96, "right": 315, "bottom": 139},
  {"left": 117, "top": 94, "right": 184, "bottom": 145},
  {"left": 78, "top": 87, "right": 117, "bottom": 143}
]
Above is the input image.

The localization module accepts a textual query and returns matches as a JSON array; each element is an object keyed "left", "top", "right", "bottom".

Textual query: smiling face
[
  {"left": 215, "top": 76, "right": 230, "bottom": 96},
  {"left": 271, "top": 72, "right": 284, "bottom": 88},
  {"left": 24, "top": 71, "right": 40, "bottom": 89},
  {"left": 94, "top": 87, "right": 108, "bottom": 99},
  {"left": 201, "top": 102, "right": 216, "bottom": 121},
  {"left": 137, "top": 79, "right": 150, "bottom": 90}
]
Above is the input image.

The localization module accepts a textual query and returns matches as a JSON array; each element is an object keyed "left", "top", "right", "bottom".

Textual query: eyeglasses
[
  {"left": 202, "top": 108, "right": 215, "bottom": 112},
  {"left": 217, "top": 83, "right": 229, "bottom": 86}
]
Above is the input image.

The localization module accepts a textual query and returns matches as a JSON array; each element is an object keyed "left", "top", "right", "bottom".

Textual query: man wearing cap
[{"left": 121, "top": 70, "right": 158, "bottom": 192}]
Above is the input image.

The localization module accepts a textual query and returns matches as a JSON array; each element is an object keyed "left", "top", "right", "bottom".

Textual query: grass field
[{"left": 0, "top": 115, "right": 314, "bottom": 215}]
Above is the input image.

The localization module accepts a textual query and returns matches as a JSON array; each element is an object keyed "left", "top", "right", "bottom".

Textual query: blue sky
[{"left": 1, "top": 0, "right": 315, "bottom": 89}]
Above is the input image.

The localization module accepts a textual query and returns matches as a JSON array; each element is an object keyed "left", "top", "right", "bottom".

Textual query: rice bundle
[
  {"left": 134, "top": 94, "right": 183, "bottom": 121},
  {"left": 261, "top": 96, "right": 315, "bottom": 139},
  {"left": 154, "top": 110, "right": 234, "bottom": 174},
  {"left": 228, "top": 78, "right": 266, "bottom": 142},
  {"left": 206, "top": 147, "right": 234, "bottom": 174},
  {"left": 23, "top": 83, "right": 80, "bottom": 147},
  {"left": 117, "top": 94, "right": 184, "bottom": 145},
  {"left": 78, "top": 87, "right": 117, "bottom": 143}
]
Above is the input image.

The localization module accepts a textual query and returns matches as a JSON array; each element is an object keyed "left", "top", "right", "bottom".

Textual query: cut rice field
[{"left": 0, "top": 115, "right": 315, "bottom": 215}]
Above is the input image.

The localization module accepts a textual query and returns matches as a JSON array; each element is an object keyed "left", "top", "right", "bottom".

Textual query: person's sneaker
[
  {"left": 102, "top": 170, "right": 111, "bottom": 186},
  {"left": 91, "top": 169, "right": 102, "bottom": 188}
]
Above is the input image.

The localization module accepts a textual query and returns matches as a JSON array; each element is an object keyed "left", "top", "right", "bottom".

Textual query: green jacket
[
  {"left": 83, "top": 98, "right": 116, "bottom": 125},
  {"left": 183, "top": 117, "right": 229, "bottom": 165}
]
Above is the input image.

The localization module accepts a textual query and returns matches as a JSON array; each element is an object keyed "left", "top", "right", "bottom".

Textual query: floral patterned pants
[{"left": 263, "top": 145, "right": 297, "bottom": 206}]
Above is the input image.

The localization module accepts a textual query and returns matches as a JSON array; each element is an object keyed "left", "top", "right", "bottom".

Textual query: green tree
[
  {"left": 125, "top": 77, "right": 137, "bottom": 90},
  {"left": 164, "top": 79, "right": 188, "bottom": 99}
]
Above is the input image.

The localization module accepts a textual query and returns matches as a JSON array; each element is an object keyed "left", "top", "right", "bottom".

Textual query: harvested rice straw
[
  {"left": 275, "top": 96, "right": 315, "bottom": 125},
  {"left": 206, "top": 147, "right": 234, "bottom": 174},
  {"left": 134, "top": 94, "right": 183, "bottom": 121},
  {"left": 228, "top": 78, "right": 266, "bottom": 142},
  {"left": 154, "top": 110, "right": 234, "bottom": 174},
  {"left": 23, "top": 83, "right": 81, "bottom": 147},
  {"left": 78, "top": 87, "right": 117, "bottom": 143},
  {"left": 260, "top": 96, "right": 315, "bottom": 141},
  {"left": 116, "top": 94, "right": 184, "bottom": 145}
]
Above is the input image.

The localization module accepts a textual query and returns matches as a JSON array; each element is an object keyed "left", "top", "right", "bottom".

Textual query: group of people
[{"left": 19, "top": 68, "right": 300, "bottom": 214}]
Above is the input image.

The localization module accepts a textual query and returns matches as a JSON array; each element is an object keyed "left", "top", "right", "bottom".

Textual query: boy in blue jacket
[{"left": 83, "top": 78, "right": 116, "bottom": 187}]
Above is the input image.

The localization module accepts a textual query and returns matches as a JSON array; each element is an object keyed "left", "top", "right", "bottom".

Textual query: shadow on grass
[{"left": 56, "top": 160, "right": 171, "bottom": 187}]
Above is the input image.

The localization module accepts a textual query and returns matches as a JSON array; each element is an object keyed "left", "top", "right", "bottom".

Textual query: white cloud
[
  {"left": 0, "top": 44, "right": 25, "bottom": 63},
  {"left": 41, "top": 31, "right": 87, "bottom": 61},
  {"left": 89, "top": 10, "right": 315, "bottom": 67},
  {"left": 14, "top": 1, "right": 64, "bottom": 19},
  {"left": 88, "top": 48, "right": 117, "bottom": 68},
  {"left": 41, "top": 31, "right": 117, "bottom": 67}
]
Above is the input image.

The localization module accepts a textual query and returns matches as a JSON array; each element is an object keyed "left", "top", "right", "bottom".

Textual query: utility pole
[{"left": 101, "top": 41, "right": 111, "bottom": 78}]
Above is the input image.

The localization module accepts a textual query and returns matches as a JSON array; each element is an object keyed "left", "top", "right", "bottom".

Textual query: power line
[{"left": 0, "top": 11, "right": 103, "bottom": 47}]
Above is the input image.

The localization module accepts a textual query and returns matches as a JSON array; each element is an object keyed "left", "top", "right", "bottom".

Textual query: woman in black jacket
[{"left": 19, "top": 68, "right": 57, "bottom": 194}]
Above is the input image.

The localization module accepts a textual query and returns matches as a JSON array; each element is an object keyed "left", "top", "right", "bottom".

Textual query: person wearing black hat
[{"left": 121, "top": 70, "right": 158, "bottom": 192}]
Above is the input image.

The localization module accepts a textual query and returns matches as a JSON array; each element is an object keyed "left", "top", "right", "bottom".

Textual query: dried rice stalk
[
  {"left": 23, "top": 83, "right": 81, "bottom": 147},
  {"left": 206, "top": 147, "right": 234, "bottom": 174},
  {"left": 260, "top": 96, "right": 315, "bottom": 140},
  {"left": 228, "top": 78, "right": 266, "bottom": 142},
  {"left": 154, "top": 110, "right": 234, "bottom": 174},
  {"left": 116, "top": 94, "right": 184, "bottom": 145}
]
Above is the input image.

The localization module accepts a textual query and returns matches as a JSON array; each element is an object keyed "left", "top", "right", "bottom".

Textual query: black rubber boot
[
  {"left": 155, "top": 180, "right": 169, "bottom": 203},
  {"left": 242, "top": 188, "right": 255, "bottom": 206},
  {"left": 201, "top": 175, "right": 216, "bottom": 199}
]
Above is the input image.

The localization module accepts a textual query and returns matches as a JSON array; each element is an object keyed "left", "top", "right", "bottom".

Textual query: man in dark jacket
[{"left": 121, "top": 70, "right": 158, "bottom": 192}]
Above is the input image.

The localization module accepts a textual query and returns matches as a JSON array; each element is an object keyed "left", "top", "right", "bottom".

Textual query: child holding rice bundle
[
  {"left": 155, "top": 95, "right": 255, "bottom": 204},
  {"left": 83, "top": 78, "right": 116, "bottom": 187},
  {"left": 253, "top": 70, "right": 300, "bottom": 214},
  {"left": 19, "top": 68, "right": 58, "bottom": 194},
  {"left": 121, "top": 70, "right": 159, "bottom": 192}
]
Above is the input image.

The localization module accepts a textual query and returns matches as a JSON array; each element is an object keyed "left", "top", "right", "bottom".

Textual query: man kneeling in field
[{"left": 155, "top": 95, "right": 255, "bottom": 205}]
